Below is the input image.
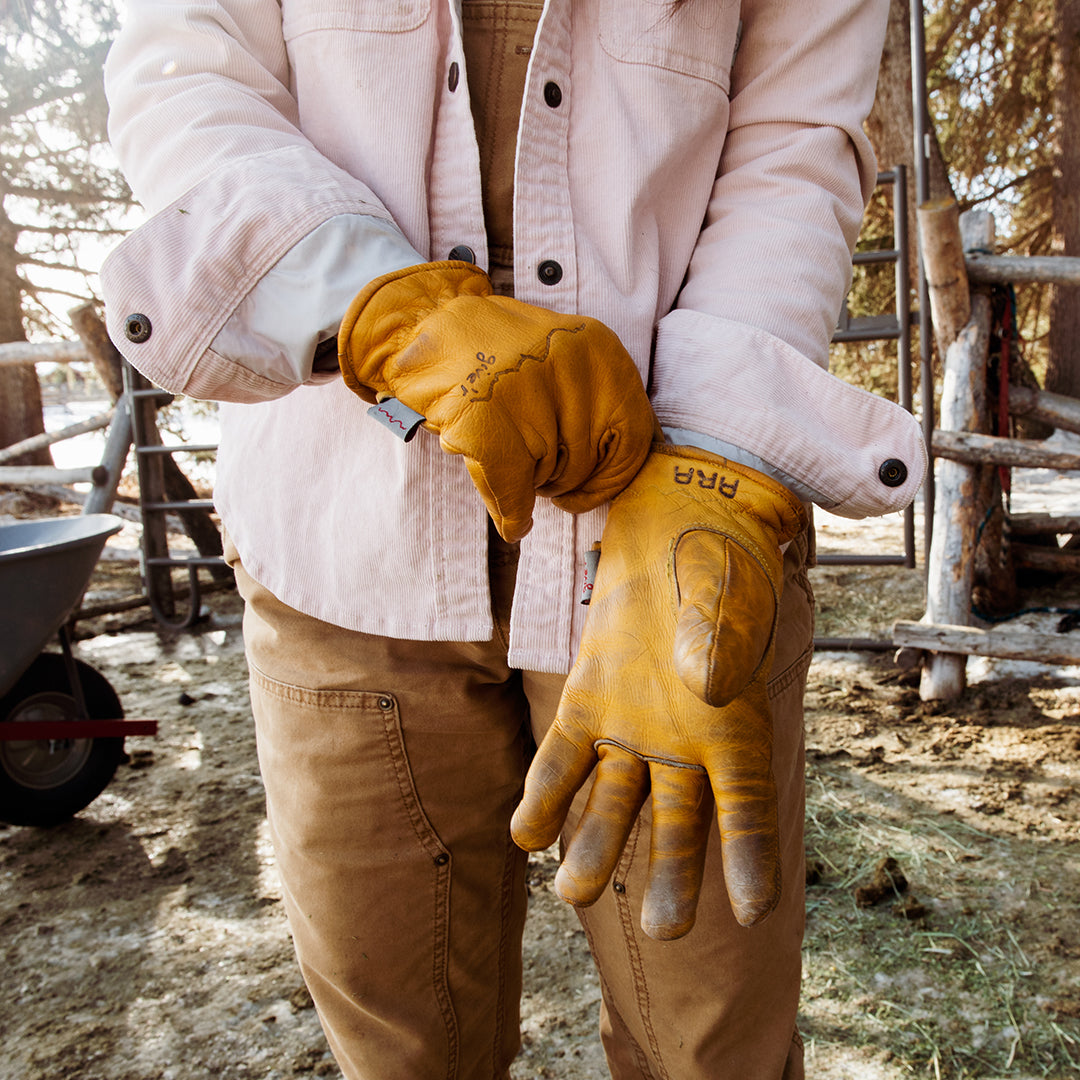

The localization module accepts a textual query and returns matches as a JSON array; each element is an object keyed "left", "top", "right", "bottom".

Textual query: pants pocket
[{"left": 249, "top": 667, "right": 461, "bottom": 1079}]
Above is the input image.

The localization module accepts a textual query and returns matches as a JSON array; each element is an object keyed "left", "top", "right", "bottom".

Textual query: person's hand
[
  {"left": 510, "top": 444, "right": 807, "bottom": 938},
  {"left": 338, "top": 261, "right": 657, "bottom": 542}
]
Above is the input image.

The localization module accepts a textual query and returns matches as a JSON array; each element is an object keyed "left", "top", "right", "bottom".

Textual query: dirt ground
[{"left": 1, "top": 489, "right": 1078, "bottom": 1080}]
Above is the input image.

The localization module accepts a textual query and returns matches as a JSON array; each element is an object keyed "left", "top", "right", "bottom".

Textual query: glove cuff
[
  {"left": 652, "top": 442, "right": 808, "bottom": 547},
  {"left": 338, "top": 260, "right": 491, "bottom": 401}
]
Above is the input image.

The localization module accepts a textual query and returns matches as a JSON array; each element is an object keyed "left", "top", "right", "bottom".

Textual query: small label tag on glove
[
  {"left": 367, "top": 397, "right": 425, "bottom": 442},
  {"left": 580, "top": 545, "right": 601, "bottom": 605}
]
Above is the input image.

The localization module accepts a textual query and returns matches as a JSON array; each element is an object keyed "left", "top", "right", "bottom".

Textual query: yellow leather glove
[
  {"left": 510, "top": 443, "right": 807, "bottom": 938},
  {"left": 338, "top": 261, "right": 656, "bottom": 542}
]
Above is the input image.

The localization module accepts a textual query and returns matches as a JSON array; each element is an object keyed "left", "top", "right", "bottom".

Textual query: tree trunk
[
  {"left": 866, "top": 0, "right": 956, "bottom": 295},
  {"left": 0, "top": 203, "right": 50, "bottom": 467},
  {"left": 1046, "top": 0, "right": 1080, "bottom": 399}
]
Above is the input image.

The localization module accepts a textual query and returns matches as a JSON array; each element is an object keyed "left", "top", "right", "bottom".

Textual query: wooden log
[
  {"left": 0, "top": 409, "right": 114, "bottom": 465},
  {"left": 75, "top": 577, "right": 235, "bottom": 622},
  {"left": 1006, "top": 356, "right": 1055, "bottom": 442},
  {"left": 0, "top": 465, "right": 102, "bottom": 485},
  {"left": 920, "top": 209, "right": 995, "bottom": 701},
  {"left": 917, "top": 196, "right": 970, "bottom": 357},
  {"left": 894, "top": 620, "right": 1080, "bottom": 666},
  {"left": 1012, "top": 543, "right": 1080, "bottom": 574},
  {"left": 0, "top": 341, "right": 90, "bottom": 367},
  {"left": 931, "top": 429, "right": 1080, "bottom": 470},
  {"left": 67, "top": 308, "right": 137, "bottom": 516},
  {"left": 1008, "top": 384, "right": 1080, "bottom": 435},
  {"left": 1009, "top": 512, "right": 1080, "bottom": 535},
  {"left": 0, "top": 483, "right": 142, "bottom": 521},
  {"left": 69, "top": 303, "right": 125, "bottom": 400},
  {"left": 83, "top": 398, "right": 133, "bottom": 516},
  {"left": 966, "top": 252, "right": 1080, "bottom": 287},
  {"left": 971, "top": 456, "right": 1015, "bottom": 618}
]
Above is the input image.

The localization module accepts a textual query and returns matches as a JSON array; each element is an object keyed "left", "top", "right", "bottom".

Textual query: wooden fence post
[
  {"left": 917, "top": 206, "right": 995, "bottom": 700},
  {"left": 918, "top": 197, "right": 971, "bottom": 357}
]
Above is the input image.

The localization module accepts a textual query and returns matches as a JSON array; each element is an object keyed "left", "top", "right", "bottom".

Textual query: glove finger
[
  {"left": 510, "top": 722, "right": 599, "bottom": 852},
  {"left": 542, "top": 397, "right": 658, "bottom": 514},
  {"left": 672, "top": 531, "right": 776, "bottom": 707},
  {"left": 706, "top": 737, "right": 781, "bottom": 927},
  {"left": 554, "top": 744, "right": 649, "bottom": 907},
  {"left": 639, "top": 762, "right": 713, "bottom": 940},
  {"left": 545, "top": 423, "right": 652, "bottom": 513},
  {"left": 457, "top": 445, "right": 539, "bottom": 543}
]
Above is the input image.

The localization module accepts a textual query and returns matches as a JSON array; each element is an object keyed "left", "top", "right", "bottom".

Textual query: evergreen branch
[
  {"left": 18, "top": 275, "right": 95, "bottom": 304},
  {"left": 0, "top": 74, "right": 99, "bottom": 125},
  {"left": 3, "top": 183, "right": 131, "bottom": 206},
  {"left": 13, "top": 221, "right": 129, "bottom": 237},
  {"left": 18, "top": 255, "right": 98, "bottom": 272},
  {"left": 927, "top": 0, "right": 985, "bottom": 73}
]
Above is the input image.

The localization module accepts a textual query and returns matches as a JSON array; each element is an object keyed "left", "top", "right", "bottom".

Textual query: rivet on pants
[
  {"left": 613, "top": 881, "right": 626, "bottom": 894},
  {"left": 435, "top": 853, "right": 450, "bottom": 867},
  {"left": 377, "top": 696, "right": 393, "bottom": 710}
]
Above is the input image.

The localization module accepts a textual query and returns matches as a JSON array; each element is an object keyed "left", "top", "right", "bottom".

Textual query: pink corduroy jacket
[{"left": 100, "top": 0, "right": 926, "bottom": 673}]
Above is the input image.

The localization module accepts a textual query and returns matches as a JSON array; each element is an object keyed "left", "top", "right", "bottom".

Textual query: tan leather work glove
[
  {"left": 338, "top": 261, "right": 656, "bottom": 542},
  {"left": 511, "top": 443, "right": 807, "bottom": 938}
]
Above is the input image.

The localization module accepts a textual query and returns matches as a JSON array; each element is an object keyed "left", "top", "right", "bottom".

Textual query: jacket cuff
[
  {"left": 100, "top": 144, "right": 401, "bottom": 403},
  {"left": 651, "top": 308, "right": 926, "bottom": 519}
]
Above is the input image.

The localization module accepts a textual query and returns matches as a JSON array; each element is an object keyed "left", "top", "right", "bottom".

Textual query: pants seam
[
  {"left": 578, "top": 912, "right": 655, "bottom": 1080},
  {"left": 610, "top": 822, "right": 666, "bottom": 1080},
  {"left": 380, "top": 705, "right": 460, "bottom": 1078},
  {"left": 492, "top": 830, "right": 519, "bottom": 1077}
]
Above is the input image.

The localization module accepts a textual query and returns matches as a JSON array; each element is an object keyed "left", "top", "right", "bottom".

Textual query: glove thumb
[{"left": 671, "top": 530, "right": 777, "bottom": 707}]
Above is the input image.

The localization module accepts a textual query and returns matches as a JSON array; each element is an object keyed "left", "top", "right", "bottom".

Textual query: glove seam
[{"left": 592, "top": 738, "right": 708, "bottom": 771}]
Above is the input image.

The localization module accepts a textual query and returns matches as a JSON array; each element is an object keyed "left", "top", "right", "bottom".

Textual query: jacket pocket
[
  {"left": 599, "top": 0, "right": 741, "bottom": 89},
  {"left": 282, "top": 0, "right": 431, "bottom": 39}
]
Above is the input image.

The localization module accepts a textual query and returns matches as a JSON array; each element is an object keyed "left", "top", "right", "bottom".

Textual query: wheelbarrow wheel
[{"left": 0, "top": 653, "right": 125, "bottom": 827}]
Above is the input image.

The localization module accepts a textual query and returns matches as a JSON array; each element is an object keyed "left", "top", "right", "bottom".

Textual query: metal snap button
[
  {"left": 537, "top": 260, "right": 563, "bottom": 286},
  {"left": 878, "top": 459, "right": 908, "bottom": 488},
  {"left": 448, "top": 61, "right": 459, "bottom": 92},
  {"left": 124, "top": 313, "right": 152, "bottom": 343},
  {"left": 448, "top": 245, "right": 475, "bottom": 263},
  {"left": 543, "top": 81, "right": 562, "bottom": 108}
]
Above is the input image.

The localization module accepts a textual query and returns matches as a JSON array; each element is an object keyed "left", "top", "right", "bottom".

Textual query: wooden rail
[
  {"left": 966, "top": 253, "right": 1080, "bottom": 287},
  {"left": 0, "top": 335, "right": 112, "bottom": 488},
  {"left": 0, "top": 340, "right": 89, "bottom": 367},
  {"left": 894, "top": 620, "right": 1080, "bottom": 666},
  {"left": 1, "top": 306, "right": 229, "bottom": 628},
  {"left": 0, "top": 409, "right": 114, "bottom": 466},
  {"left": 899, "top": 199, "right": 1080, "bottom": 698}
]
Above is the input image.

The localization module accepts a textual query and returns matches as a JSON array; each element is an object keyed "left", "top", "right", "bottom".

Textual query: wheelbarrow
[{"left": 0, "top": 514, "right": 157, "bottom": 826}]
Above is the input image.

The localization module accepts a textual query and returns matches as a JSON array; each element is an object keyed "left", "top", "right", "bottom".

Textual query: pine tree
[
  {"left": 852, "top": 0, "right": 1069, "bottom": 395},
  {"left": 0, "top": 0, "right": 131, "bottom": 462}
]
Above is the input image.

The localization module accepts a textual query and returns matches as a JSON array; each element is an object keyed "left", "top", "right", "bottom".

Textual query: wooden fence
[
  {"left": 0, "top": 309, "right": 132, "bottom": 515},
  {"left": 8, "top": 269, "right": 1080, "bottom": 660},
  {"left": 893, "top": 200, "right": 1080, "bottom": 699},
  {"left": 1, "top": 307, "right": 228, "bottom": 623}
]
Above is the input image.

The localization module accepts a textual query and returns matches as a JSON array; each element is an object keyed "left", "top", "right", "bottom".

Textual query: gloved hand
[
  {"left": 338, "top": 261, "right": 656, "bottom": 542},
  {"left": 510, "top": 443, "right": 807, "bottom": 938}
]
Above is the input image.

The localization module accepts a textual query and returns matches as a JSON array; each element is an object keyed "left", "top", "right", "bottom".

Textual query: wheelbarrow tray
[{"left": 0, "top": 514, "right": 123, "bottom": 699}]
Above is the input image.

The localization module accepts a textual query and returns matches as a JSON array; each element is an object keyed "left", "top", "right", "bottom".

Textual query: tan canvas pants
[{"left": 229, "top": 525, "right": 814, "bottom": 1080}]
